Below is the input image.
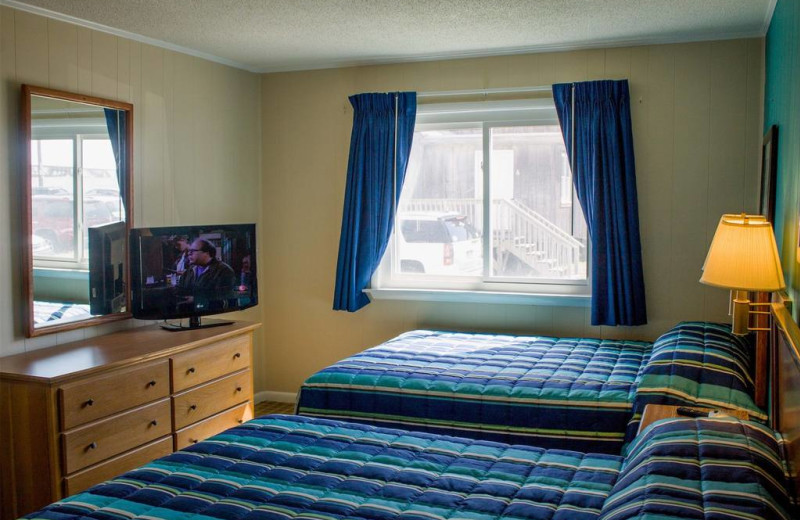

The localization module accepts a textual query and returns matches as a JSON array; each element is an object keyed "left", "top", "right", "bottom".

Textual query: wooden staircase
[{"left": 399, "top": 198, "right": 585, "bottom": 278}]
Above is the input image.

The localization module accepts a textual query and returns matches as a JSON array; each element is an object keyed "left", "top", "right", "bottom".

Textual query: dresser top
[{"left": 0, "top": 321, "right": 261, "bottom": 383}]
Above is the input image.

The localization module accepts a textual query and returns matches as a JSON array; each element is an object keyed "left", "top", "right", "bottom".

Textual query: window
[
  {"left": 373, "top": 98, "right": 589, "bottom": 299},
  {"left": 31, "top": 131, "right": 120, "bottom": 268}
]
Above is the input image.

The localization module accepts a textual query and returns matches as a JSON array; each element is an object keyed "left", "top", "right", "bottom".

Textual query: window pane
[
  {"left": 379, "top": 111, "right": 590, "bottom": 295},
  {"left": 31, "top": 139, "right": 75, "bottom": 259},
  {"left": 82, "top": 138, "right": 121, "bottom": 259},
  {"left": 489, "top": 125, "right": 587, "bottom": 279},
  {"left": 396, "top": 126, "right": 483, "bottom": 276}
]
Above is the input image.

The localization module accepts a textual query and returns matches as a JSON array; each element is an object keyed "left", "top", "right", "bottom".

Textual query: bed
[
  {"left": 23, "top": 413, "right": 793, "bottom": 520},
  {"left": 297, "top": 323, "right": 765, "bottom": 454},
  {"left": 33, "top": 300, "right": 92, "bottom": 325}
]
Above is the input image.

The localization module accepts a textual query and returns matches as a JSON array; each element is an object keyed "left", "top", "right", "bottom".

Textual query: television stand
[{"left": 161, "top": 316, "right": 234, "bottom": 331}]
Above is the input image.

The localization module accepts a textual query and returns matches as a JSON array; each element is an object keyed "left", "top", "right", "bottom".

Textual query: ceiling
[{"left": 4, "top": 0, "right": 776, "bottom": 73}]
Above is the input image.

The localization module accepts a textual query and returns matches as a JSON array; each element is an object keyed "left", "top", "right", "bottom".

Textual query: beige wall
[
  {"left": 0, "top": 7, "right": 263, "bottom": 385},
  {"left": 260, "top": 39, "right": 765, "bottom": 395}
]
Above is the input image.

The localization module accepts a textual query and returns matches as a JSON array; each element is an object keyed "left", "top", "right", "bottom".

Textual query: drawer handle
[
  {"left": 86, "top": 442, "right": 97, "bottom": 451},
  {"left": 187, "top": 367, "right": 196, "bottom": 374},
  {"left": 189, "top": 404, "right": 197, "bottom": 411},
  {"left": 147, "top": 380, "right": 157, "bottom": 387},
  {"left": 190, "top": 438, "right": 198, "bottom": 444},
  {"left": 237, "top": 419, "right": 244, "bottom": 424},
  {"left": 83, "top": 398, "right": 94, "bottom": 407},
  {"left": 233, "top": 352, "right": 241, "bottom": 359},
  {"left": 150, "top": 419, "right": 158, "bottom": 427},
  {"left": 236, "top": 386, "right": 243, "bottom": 392}
]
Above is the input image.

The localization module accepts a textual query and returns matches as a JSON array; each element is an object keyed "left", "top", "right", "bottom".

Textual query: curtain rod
[{"left": 417, "top": 86, "right": 552, "bottom": 99}]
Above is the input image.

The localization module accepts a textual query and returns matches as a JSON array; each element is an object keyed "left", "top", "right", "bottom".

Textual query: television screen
[
  {"left": 89, "top": 220, "right": 127, "bottom": 316},
  {"left": 130, "top": 224, "right": 257, "bottom": 324}
]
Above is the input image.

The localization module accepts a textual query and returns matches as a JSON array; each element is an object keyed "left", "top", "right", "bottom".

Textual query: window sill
[
  {"left": 364, "top": 288, "right": 591, "bottom": 307},
  {"left": 33, "top": 267, "right": 89, "bottom": 281}
]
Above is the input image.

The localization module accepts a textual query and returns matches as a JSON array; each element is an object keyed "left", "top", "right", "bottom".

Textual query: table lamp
[{"left": 700, "top": 213, "right": 785, "bottom": 335}]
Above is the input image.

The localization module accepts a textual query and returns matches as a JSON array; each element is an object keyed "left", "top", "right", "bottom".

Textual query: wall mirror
[{"left": 22, "top": 85, "right": 133, "bottom": 337}]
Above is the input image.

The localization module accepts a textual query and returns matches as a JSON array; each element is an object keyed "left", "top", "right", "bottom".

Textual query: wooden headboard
[{"left": 771, "top": 299, "right": 800, "bottom": 499}]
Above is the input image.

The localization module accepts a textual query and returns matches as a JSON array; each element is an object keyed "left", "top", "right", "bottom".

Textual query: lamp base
[{"left": 731, "top": 290, "right": 750, "bottom": 335}]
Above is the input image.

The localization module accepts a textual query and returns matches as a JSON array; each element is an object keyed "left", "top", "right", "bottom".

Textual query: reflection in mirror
[{"left": 23, "top": 86, "right": 133, "bottom": 337}]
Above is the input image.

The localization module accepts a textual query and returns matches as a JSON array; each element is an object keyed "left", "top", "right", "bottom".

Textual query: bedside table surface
[{"left": 638, "top": 404, "right": 750, "bottom": 435}]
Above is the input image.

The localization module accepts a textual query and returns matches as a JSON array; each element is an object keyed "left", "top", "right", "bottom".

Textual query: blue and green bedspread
[
  {"left": 298, "top": 330, "right": 654, "bottom": 454},
  {"left": 29, "top": 414, "right": 623, "bottom": 520},
  {"left": 603, "top": 417, "right": 793, "bottom": 519},
  {"left": 627, "top": 321, "right": 766, "bottom": 437},
  {"left": 26, "top": 415, "right": 793, "bottom": 520}
]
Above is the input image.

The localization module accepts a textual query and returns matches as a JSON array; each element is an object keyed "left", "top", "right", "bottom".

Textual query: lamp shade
[{"left": 700, "top": 214, "right": 785, "bottom": 291}]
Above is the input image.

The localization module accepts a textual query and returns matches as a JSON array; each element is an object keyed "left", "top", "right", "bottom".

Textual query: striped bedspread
[
  {"left": 625, "top": 321, "right": 766, "bottom": 442},
  {"left": 26, "top": 415, "right": 793, "bottom": 520},
  {"left": 27, "top": 414, "right": 624, "bottom": 520},
  {"left": 600, "top": 417, "right": 793, "bottom": 520},
  {"left": 298, "top": 330, "right": 653, "bottom": 454},
  {"left": 33, "top": 300, "right": 91, "bottom": 325}
]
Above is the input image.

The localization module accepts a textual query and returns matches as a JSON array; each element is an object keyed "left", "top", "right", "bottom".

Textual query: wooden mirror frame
[{"left": 22, "top": 85, "right": 134, "bottom": 337}]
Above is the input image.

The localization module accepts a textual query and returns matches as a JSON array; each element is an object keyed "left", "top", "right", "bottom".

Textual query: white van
[{"left": 397, "top": 213, "right": 482, "bottom": 275}]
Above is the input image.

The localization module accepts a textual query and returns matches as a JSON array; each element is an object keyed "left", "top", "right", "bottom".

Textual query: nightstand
[{"left": 637, "top": 404, "right": 751, "bottom": 435}]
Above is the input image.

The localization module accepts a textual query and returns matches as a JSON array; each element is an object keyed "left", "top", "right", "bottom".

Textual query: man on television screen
[
  {"left": 178, "top": 238, "right": 236, "bottom": 309},
  {"left": 172, "top": 235, "right": 190, "bottom": 275}
]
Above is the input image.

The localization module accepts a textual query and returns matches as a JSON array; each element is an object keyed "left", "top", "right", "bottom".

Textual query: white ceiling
[{"left": 4, "top": 0, "right": 776, "bottom": 73}]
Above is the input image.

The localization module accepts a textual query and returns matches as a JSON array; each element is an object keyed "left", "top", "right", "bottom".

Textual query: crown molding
[{"left": 0, "top": 0, "right": 260, "bottom": 73}]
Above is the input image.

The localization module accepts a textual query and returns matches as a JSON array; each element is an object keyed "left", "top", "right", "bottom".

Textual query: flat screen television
[
  {"left": 130, "top": 223, "right": 257, "bottom": 330},
  {"left": 89, "top": 220, "right": 127, "bottom": 316}
]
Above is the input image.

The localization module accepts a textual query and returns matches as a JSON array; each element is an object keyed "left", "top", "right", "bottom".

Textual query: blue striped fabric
[
  {"left": 297, "top": 330, "right": 653, "bottom": 454},
  {"left": 26, "top": 415, "right": 624, "bottom": 520},
  {"left": 626, "top": 322, "right": 766, "bottom": 442},
  {"left": 600, "top": 417, "right": 793, "bottom": 520}
]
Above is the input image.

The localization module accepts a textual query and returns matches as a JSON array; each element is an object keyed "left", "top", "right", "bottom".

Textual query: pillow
[
  {"left": 600, "top": 417, "right": 793, "bottom": 520},
  {"left": 634, "top": 321, "right": 766, "bottom": 420}
]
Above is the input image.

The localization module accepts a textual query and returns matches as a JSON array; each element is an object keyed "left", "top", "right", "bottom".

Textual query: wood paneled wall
[
  {"left": 259, "top": 39, "right": 765, "bottom": 394},
  {"left": 0, "top": 6, "right": 263, "bottom": 392}
]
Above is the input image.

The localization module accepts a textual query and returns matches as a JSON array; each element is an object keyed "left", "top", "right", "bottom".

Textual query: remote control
[{"left": 677, "top": 407, "right": 709, "bottom": 418}]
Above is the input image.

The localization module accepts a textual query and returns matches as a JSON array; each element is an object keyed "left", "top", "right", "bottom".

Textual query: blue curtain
[
  {"left": 333, "top": 92, "right": 417, "bottom": 312},
  {"left": 103, "top": 108, "right": 128, "bottom": 208},
  {"left": 552, "top": 80, "right": 647, "bottom": 326}
]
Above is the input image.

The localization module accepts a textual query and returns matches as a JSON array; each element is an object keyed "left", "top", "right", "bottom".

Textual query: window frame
[
  {"left": 31, "top": 130, "right": 113, "bottom": 271},
  {"left": 370, "top": 98, "right": 591, "bottom": 303}
]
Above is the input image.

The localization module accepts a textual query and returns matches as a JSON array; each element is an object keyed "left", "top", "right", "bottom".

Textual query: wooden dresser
[{"left": 0, "top": 321, "right": 260, "bottom": 519}]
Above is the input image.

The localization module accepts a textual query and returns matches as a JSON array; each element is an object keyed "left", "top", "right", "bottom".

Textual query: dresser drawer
[
  {"left": 174, "top": 402, "right": 254, "bottom": 450},
  {"left": 60, "top": 360, "right": 170, "bottom": 430},
  {"left": 64, "top": 436, "right": 172, "bottom": 496},
  {"left": 63, "top": 398, "right": 171, "bottom": 474},
  {"left": 172, "top": 369, "right": 252, "bottom": 430},
  {"left": 171, "top": 335, "right": 251, "bottom": 392}
]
